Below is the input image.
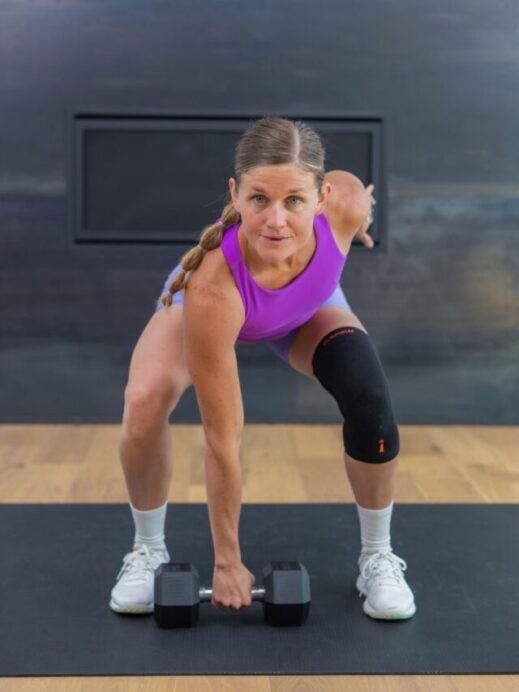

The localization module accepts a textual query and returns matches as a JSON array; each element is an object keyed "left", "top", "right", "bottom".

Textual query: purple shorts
[
  {"left": 155, "top": 265, "right": 352, "bottom": 364},
  {"left": 260, "top": 283, "right": 352, "bottom": 362}
]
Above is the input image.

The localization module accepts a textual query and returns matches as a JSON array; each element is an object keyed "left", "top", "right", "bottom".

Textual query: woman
[{"left": 110, "top": 116, "right": 416, "bottom": 621}]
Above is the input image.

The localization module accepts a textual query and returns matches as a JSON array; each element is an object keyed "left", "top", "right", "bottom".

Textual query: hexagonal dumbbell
[{"left": 154, "top": 560, "right": 311, "bottom": 628}]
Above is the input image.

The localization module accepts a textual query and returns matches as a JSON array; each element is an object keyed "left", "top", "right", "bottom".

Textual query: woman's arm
[
  {"left": 324, "top": 170, "right": 375, "bottom": 248},
  {"left": 324, "top": 169, "right": 365, "bottom": 193},
  {"left": 183, "top": 278, "right": 246, "bottom": 566}
]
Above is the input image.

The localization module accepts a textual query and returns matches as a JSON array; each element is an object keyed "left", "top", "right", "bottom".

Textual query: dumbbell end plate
[
  {"left": 154, "top": 602, "right": 199, "bottom": 629},
  {"left": 263, "top": 601, "right": 310, "bottom": 627}
]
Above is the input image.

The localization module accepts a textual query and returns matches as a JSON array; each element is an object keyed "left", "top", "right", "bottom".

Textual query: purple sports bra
[{"left": 220, "top": 213, "right": 348, "bottom": 343}]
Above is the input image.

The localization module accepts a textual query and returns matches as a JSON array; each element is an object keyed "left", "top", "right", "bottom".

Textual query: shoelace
[
  {"left": 359, "top": 550, "right": 408, "bottom": 587},
  {"left": 116, "top": 544, "right": 167, "bottom": 585}
]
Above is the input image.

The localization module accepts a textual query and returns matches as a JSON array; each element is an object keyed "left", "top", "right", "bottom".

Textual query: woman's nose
[{"left": 266, "top": 205, "right": 287, "bottom": 228}]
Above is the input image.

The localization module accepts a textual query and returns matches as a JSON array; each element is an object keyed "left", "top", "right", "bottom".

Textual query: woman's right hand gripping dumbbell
[{"left": 212, "top": 561, "right": 256, "bottom": 611}]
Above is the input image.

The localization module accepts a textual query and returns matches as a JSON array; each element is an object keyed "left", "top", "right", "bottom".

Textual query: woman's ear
[
  {"left": 228, "top": 178, "right": 241, "bottom": 213},
  {"left": 316, "top": 181, "right": 332, "bottom": 214}
]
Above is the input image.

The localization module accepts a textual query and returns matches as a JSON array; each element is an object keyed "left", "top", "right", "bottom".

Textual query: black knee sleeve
[{"left": 311, "top": 326, "right": 399, "bottom": 463}]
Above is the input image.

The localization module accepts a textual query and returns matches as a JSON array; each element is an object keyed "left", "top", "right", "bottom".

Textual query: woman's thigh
[
  {"left": 287, "top": 307, "right": 368, "bottom": 380},
  {"left": 126, "top": 302, "right": 192, "bottom": 411}
]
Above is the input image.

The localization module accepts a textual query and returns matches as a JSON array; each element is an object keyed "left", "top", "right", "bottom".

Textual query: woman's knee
[
  {"left": 122, "top": 378, "right": 187, "bottom": 439},
  {"left": 311, "top": 326, "right": 399, "bottom": 463}
]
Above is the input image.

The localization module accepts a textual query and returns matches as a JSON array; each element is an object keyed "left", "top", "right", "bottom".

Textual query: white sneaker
[
  {"left": 110, "top": 543, "right": 170, "bottom": 614},
  {"left": 356, "top": 549, "right": 416, "bottom": 620}
]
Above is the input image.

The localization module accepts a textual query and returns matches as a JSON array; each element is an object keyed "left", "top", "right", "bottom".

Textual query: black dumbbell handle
[{"left": 199, "top": 586, "right": 266, "bottom": 602}]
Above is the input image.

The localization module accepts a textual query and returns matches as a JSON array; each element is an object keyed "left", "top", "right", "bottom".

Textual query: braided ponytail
[{"left": 156, "top": 200, "right": 241, "bottom": 309}]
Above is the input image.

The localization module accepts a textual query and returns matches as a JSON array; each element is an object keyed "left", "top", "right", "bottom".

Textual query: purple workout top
[{"left": 220, "top": 213, "right": 348, "bottom": 343}]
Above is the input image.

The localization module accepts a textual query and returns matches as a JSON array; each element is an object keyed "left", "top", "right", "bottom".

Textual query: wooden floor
[{"left": 1, "top": 423, "right": 518, "bottom": 691}]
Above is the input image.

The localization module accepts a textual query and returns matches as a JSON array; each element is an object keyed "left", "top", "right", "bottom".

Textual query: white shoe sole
[
  {"left": 362, "top": 597, "right": 416, "bottom": 620},
  {"left": 110, "top": 598, "right": 154, "bottom": 614},
  {"left": 356, "top": 576, "right": 416, "bottom": 620}
]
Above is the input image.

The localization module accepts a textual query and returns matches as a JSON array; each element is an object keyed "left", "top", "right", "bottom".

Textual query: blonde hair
[{"left": 156, "top": 116, "right": 326, "bottom": 308}]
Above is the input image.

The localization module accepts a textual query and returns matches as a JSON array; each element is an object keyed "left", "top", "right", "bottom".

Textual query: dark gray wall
[{"left": 1, "top": 0, "right": 518, "bottom": 424}]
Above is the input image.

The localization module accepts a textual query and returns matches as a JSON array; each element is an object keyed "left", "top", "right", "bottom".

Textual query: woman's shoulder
[{"left": 186, "top": 244, "right": 245, "bottom": 312}]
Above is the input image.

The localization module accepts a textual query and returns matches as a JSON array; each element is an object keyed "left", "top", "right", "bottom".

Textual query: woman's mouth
[{"left": 262, "top": 235, "right": 289, "bottom": 244}]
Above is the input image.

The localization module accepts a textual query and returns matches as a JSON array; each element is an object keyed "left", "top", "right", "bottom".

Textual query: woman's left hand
[{"left": 354, "top": 184, "right": 376, "bottom": 249}]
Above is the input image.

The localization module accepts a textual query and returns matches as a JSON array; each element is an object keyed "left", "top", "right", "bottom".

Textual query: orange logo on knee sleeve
[
  {"left": 378, "top": 438, "right": 385, "bottom": 454},
  {"left": 322, "top": 328, "right": 355, "bottom": 347}
]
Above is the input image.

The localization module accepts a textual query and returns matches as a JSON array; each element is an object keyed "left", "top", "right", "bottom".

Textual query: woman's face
[{"left": 229, "top": 164, "right": 331, "bottom": 265}]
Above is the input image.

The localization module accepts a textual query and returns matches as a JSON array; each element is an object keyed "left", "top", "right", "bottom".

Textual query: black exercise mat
[{"left": 0, "top": 503, "right": 517, "bottom": 676}]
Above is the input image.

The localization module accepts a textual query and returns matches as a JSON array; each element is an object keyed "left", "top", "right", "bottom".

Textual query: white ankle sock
[
  {"left": 130, "top": 501, "right": 168, "bottom": 551},
  {"left": 356, "top": 501, "right": 393, "bottom": 554}
]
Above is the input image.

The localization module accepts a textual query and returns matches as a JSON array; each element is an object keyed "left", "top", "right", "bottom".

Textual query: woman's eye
[{"left": 252, "top": 195, "right": 302, "bottom": 205}]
